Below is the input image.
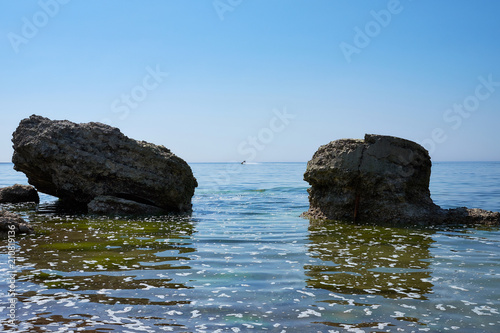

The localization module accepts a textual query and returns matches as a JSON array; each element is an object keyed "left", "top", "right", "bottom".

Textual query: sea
[{"left": 1, "top": 161, "right": 500, "bottom": 333}]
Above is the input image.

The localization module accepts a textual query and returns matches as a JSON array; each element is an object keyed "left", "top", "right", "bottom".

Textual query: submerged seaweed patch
[{"left": 1, "top": 162, "right": 500, "bottom": 332}]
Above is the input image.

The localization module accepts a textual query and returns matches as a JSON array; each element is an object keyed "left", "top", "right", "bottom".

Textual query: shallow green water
[{"left": 1, "top": 162, "right": 500, "bottom": 332}]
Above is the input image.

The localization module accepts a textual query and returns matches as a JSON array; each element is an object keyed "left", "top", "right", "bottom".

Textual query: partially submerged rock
[
  {"left": 0, "top": 184, "right": 39, "bottom": 204},
  {"left": 441, "top": 207, "right": 500, "bottom": 226},
  {"left": 88, "top": 196, "right": 166, "bottom": 216},
  {"left": 12, "top": 115, "right": 197, "bottom": 215},
  {"left": 0, "top": 210, "right": 33, "bottom": 234},
  {"left": 304, "top": 134, "right": 500, "bottom": 226}
]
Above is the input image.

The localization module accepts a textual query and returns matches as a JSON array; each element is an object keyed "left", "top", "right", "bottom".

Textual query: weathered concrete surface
[
  {"left": 0, "top": 184, "right": 39, "bottom": 204},
  {"left": 303, "top": 134, "right": 500, "bottom": 225},
  {"left": 12, "top": 115, "right": 197, "bottom": 214}
]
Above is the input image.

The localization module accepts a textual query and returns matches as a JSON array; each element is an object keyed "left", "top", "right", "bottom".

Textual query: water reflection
[
  {"left": 2, "top": 213, "right": 196, "bottom": 331},
  {"left": 305, "top": 221, "right": 436, "bottom": 329}
]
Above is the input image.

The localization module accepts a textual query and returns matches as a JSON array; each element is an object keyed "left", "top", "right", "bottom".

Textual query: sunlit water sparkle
[{"left": 1, "top": 162, "right": 500, "bottom": 332}]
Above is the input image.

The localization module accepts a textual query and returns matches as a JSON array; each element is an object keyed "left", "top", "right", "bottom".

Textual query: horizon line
[{"left": 2, "top": 160, "right": 500, "bottom": 164}]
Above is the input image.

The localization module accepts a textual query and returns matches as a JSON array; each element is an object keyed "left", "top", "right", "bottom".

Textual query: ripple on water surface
[{"left": 1, "top": 162, "right": 500, "bottom": 332}]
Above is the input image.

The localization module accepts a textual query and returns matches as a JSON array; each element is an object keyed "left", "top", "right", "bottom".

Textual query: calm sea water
[{"left": 1, "top": 162, "right": 500, "bottom": 332}]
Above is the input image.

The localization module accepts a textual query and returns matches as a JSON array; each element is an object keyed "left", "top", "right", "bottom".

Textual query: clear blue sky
[{"left": 1, "top": 0, "right": 499, "bottom": 162}]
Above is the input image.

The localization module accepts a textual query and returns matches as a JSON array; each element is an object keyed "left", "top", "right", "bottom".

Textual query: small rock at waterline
[
  {"left": 0, "top": 184, "right": 39, "bottom": 204},
  {"left": 0, "top": 210, "right": 33, "bottom": 234}
]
